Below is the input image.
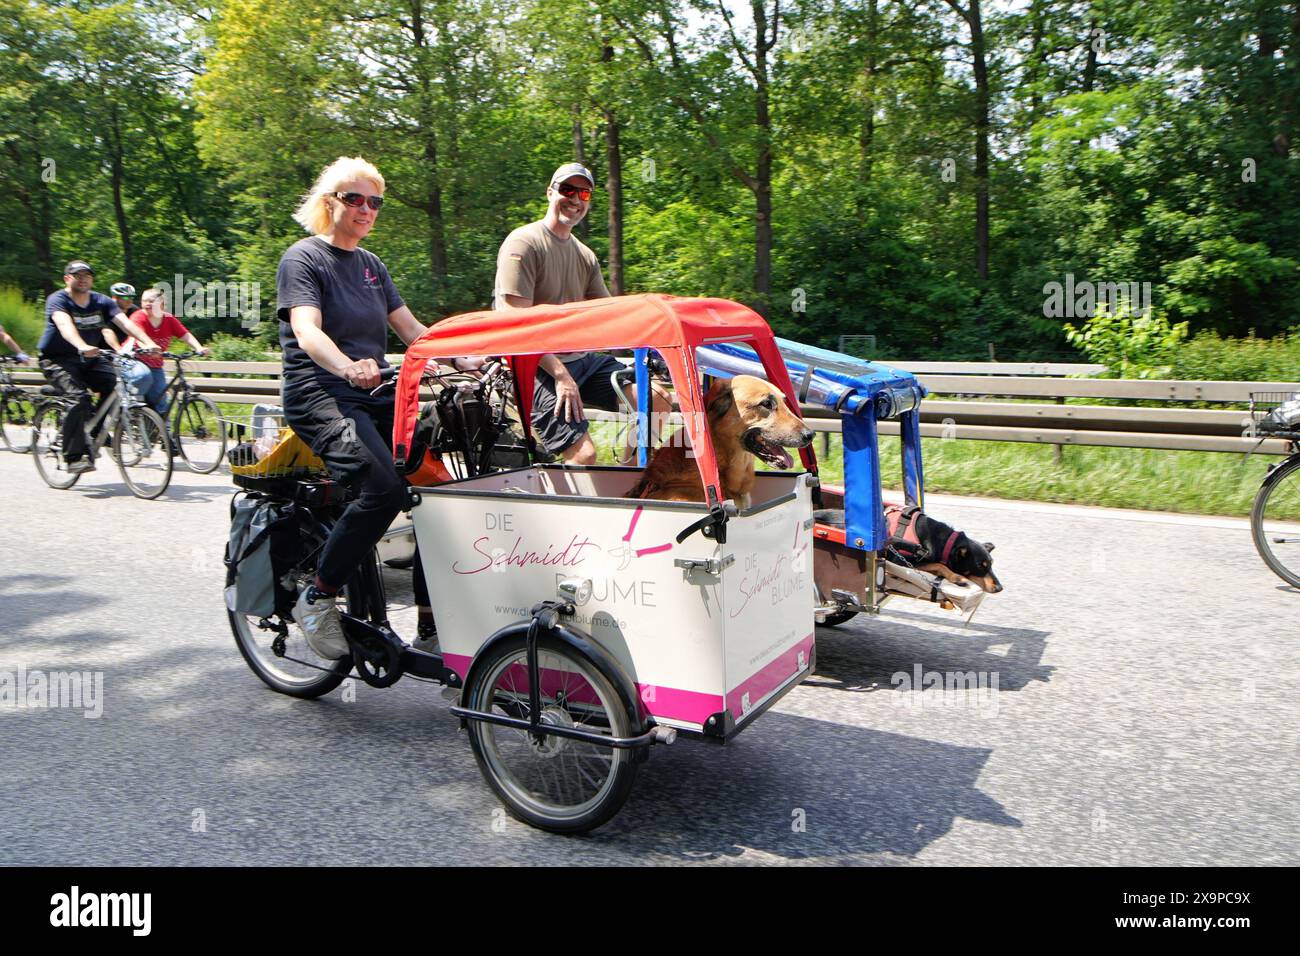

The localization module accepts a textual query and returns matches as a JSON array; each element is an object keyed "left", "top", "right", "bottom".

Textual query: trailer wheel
[
  {"left": 463, "top": 632, "right": 638, "bottom": 834},
  {"left": 819, "top": 608, "right": 858, "bottom": 628}
]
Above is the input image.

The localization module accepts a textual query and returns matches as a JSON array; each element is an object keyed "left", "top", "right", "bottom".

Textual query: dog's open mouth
[{"left": 743, "top": 429, "right": 794, "bottom": 470}]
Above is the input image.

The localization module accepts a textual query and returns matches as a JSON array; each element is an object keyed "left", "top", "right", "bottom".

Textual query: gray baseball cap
[
  {"left": 550, "top": 163, "right": 595, "bottom": 188},
  {"left": 64, "top": 260, "right": 93, "bottom": 275}
]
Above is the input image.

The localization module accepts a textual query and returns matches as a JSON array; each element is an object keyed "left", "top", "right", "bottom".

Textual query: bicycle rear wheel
[
  {"left": 229, "top": 523, "right": 356, "bottom": 699},
  {"left": 1251, "top": 454, "right": 1300, "bottom": 588},
  {"left": 31, "top": 403, "right": 80, "bottom": 489},
  {"left": 113, "top": 405, "right": 173, "bottom": 499},
  {"left": 174, "top": 393, "right": 226, "bottom": 473},
  {"left": 1, "top": 391, "right": 35, "bottom": 453}
]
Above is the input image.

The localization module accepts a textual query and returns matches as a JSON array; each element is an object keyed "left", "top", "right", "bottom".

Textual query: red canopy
[{"left": 393, "top": 293, "right": 806, "bottom": 505}]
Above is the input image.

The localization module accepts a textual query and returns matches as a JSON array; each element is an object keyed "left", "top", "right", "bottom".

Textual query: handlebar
[
  {"left": 352, "top": 364, "right": 400, "bottom": 396},
  {"left": 81, "top": 346, "right": 163, "bottom": 361}
]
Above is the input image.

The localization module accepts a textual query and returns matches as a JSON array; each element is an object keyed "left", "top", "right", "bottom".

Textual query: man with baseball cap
[
  {"left": 37, "top": 260, "right": 160, "bottom": 473},
  {"left": 494, "top": 163, "right": 666, "bottom": 465}
]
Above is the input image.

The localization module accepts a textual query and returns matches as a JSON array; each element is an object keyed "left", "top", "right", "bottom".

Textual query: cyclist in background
[
  {"left": 109, "top": 282, "right": 139, "bottom": 320},
  {"left": 38, "top": 261, "right": 161, "bottom": 473},
  {"left": 116, "top": 287, "right": 208, "bottom": 414},
  {"left": 0, "top": 324, "right": 31, "bottom": 363},
  {"left": 104, "top": 282, "right": 151, "bottom": 403}
]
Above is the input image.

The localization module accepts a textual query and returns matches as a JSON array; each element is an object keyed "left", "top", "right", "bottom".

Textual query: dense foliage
[{"left": 2, "top": 0, "right": 1297, "bottom": 360}]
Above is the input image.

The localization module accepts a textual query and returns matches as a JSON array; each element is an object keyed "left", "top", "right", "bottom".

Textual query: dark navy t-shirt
[
  {"left": 39, "top": 290, "right": 123, "bottom": 359},
  {"left": 277, "top": 236, "right": 404, "bottom": 398}
]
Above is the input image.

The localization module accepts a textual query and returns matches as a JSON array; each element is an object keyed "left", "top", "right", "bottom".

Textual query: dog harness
[{"left": 885, "top": 504, "right": 959, "bottom": 567}]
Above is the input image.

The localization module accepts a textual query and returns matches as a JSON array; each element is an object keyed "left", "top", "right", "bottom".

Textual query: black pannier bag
[{"left": 224, "top": 493, "right": 302, "bottom": 617}]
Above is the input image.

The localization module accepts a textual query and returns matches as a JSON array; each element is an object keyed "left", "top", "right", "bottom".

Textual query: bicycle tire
[
  {"left": 0, "top": 391, "right": 35, "bottom": 453},
  {"left": 174, "top": 393, "right": 226, "bottom": 474},
  {"left": 819, "top": 608, "right": 858, "bottom": 628},
  {"left": 113, "top": 405, "right": 173, "bottom": 499},
  {"left": 1251, "top": 454, "right": 1300, "bottom": 588},
  {"left": 464, "top": 631, "right": 638, "bottom": 834},
  {"left": 30, "top": 403, "right": 81, "bottom": 490},
  {"left": 229, "top": 522, "right": 357, "bottom": 699}
]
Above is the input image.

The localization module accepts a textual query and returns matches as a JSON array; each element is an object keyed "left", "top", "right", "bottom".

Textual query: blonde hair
[{"left": 293, "top": 156, "right": 387, "bottom": 235}]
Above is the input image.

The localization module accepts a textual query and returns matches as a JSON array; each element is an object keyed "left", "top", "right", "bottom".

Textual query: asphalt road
[{"left": 1, "top": 448, "right": 1297, "bottom": 865}]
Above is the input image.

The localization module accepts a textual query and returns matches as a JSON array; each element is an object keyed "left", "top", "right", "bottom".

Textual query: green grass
[{"left": 589, "top": 419, "right": 1282, "bottom": 518}]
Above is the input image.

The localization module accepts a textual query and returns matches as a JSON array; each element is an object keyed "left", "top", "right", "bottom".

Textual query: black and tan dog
[
  {"left": 813, "top": 505, "right": 1003, "bottom": 593},
  {"left": 627, "top": 375, "right": 814, "bottom": 509}
]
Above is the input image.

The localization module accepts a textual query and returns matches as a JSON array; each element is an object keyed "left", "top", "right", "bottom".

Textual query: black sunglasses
[{"left": 332, "top": 191, "right": 384, "bottom": 210}]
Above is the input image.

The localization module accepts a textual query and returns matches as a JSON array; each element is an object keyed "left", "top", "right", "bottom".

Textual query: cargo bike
[{"left": 226, "top": 294, "right": 958, "bottom": 833}]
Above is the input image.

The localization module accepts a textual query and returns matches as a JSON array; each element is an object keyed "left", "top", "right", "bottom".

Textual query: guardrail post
[{"left": 1053, "top": 395, "right": 1065, "bottom": 463}]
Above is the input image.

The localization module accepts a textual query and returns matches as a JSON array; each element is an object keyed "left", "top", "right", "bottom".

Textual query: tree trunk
[
  {"left": 409, "top": 1, "right": 447, "bottom": 296},
  {"left": 36, "top": 168, "right": 53, "bottom": 295},
  {"left": 424, "top": 133, "right": 448, "bottom": 291},
  {"left": 1082, "top": 16, "right": 1098, "bottom": 93},
  {"left": 600, "top": 36, "right": 624, "bottom": 294},
  {"left": 859, "top": 0, "right": 879, "bottom": 183},
  {"left": 1028, "top": 0, "right": 1045, "bottom": 121},
  {"left": 971, "top": 0, "right": 990, "bottom": 281},
  {"left": 4, "top": 142, "right": 53, "bottom": 296},
  {"left": 573, "top": 105, "right": 589, "bottom": 239},
  {"left": 107, "top": 104, "right": 135, "bottom": 282},
  {"left": 752, "top": 0, "right": 773, "bottom": 315},
  {"left": 605, "top": 108, "right": 624, "bottom": 294}
]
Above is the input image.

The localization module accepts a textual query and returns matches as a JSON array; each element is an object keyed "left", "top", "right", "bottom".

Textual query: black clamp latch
[{"left": 676, "top": 503, "right": 732, "bottom": 545}]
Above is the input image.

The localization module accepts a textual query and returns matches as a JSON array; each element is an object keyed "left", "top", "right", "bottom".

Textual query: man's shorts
[{"left": 531, "top": 353, "right": 626, "bottom": 454}]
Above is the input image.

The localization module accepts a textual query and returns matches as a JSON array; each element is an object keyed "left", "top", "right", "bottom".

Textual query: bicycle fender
[{"left": 461, "top": 620, "right": 646, "bottom": 734}]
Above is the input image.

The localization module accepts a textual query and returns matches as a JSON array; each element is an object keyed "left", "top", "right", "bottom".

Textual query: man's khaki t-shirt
[{"left": 494, "top": 220, "right": 611, "bottom": 362}]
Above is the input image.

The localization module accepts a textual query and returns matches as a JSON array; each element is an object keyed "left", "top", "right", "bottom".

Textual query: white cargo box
[{"left": 411, "top": 465, "right": 817, "bottom": 735}]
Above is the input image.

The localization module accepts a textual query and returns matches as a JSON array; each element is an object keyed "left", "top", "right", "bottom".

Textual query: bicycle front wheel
[
  {"left": 464, "top": 632, "right": 638, "bottom": 834},
  {"left": 1251, "top": 454, "right": 1300, "bottom": 588},
  {"left": 31, "top": 403, "right": 80, "bottom": 490},
  {"left": 1, "top": 391, "right": 35, "bottom": 453},
  {"left": 174, "top": 393, "right": 226, "bottom": 473},
  {"left": 113, "top": 406, "right": 173, "bottom": 499}
]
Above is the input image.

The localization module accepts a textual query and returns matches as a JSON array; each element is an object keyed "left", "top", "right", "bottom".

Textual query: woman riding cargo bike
[{"left": 239, "top": 156, "right": 451, "bottom": 660}]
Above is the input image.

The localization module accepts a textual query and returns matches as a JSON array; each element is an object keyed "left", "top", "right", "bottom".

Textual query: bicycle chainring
[{"left": 347, "top": 622, "right": 405, "bottom": 688}]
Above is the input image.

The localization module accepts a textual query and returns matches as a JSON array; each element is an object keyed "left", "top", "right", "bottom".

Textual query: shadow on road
[
  {"left": 73, "top": 479, "right": 232, "bottom": 502},
  {"left": 809, "top": 608, "right": 1054, "bottom": 693},
  {"left": 603, "top": 710, "right": 1017, "bottom": 861},
  {"left": 0, "top": 573, "right": 102, "bottom": 651}
]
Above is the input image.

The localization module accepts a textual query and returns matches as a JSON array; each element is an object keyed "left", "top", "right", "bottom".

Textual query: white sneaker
[
  {"left": 292, "top": 587, "right": 350, "bottom": 660},
  {"left": 412, "top": 624, "right": 440, "bottom": 655}
]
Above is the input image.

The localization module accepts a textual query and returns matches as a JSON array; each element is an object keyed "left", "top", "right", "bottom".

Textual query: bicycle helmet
[{"left": 110, "top": 282, "right": 136, "bottom": 298}]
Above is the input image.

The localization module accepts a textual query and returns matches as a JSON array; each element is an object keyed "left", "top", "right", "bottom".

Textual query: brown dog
[{"left": 626, "top": 375, "right": 814, "bottom": 508}]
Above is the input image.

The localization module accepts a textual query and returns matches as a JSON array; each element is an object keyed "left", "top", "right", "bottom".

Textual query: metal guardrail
[{"left": 10, "top": 359, "right": 1298, "bottom": 455}]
